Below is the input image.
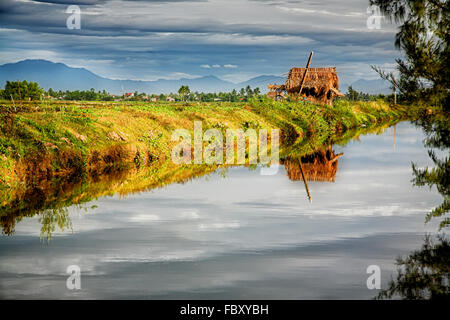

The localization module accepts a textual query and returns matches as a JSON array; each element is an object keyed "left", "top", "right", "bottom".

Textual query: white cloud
[
  {"left": 198, "top": 221, "right": 241, "bottom": 230},
  {"left": 201, "top": 64, "right": 237, "bottom": 69},
  {"left": 0, "top": 0, "right": 400, "bottom": 83},
  {"left": 129, "top": 214, "right": 160, "bottom": 222},
  {"left": 159, "top": 72, "right": 202, "bottom": 80}
]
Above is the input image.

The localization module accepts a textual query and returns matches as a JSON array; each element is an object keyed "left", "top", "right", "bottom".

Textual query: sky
[{"left": 0, "top": 0, "right": 400, "bottom": 84}]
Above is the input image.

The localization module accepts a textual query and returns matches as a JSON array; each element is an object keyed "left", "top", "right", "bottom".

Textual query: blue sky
[{"left": 0, "top": 0, "right": 400, "bottom": 84}]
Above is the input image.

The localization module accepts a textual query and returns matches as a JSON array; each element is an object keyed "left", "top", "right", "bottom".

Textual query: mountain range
[{"left": 0, "top": 59, "right": 391, "bottom": 95}]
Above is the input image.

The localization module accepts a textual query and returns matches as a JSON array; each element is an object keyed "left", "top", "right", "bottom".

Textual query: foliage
[
  {"left": 48, "top": 88, "right": 115, "bottom": 101},
  {"left": 41, "top": 84, "right": 263, "bottom": 102},
  {"left": 378, "top": 111, "right": 449, "bottom": 301},
  {"left": 344, "top": 85, "right": 390, "bottom": 102},
  {"left": 377, "top": 235, "right": 450, "bottom": 300},
  {"left": 177, "top": 85, "right": 190, "bottom": 101},
  {"left": 2, "top": 80, "right": 43, "bottom": 101},
  {"left": 370, "top": 0, "right": 449, "bottom": 108},
  {"left": 412, "top": 114, "right": 450, "bottom": 229}
]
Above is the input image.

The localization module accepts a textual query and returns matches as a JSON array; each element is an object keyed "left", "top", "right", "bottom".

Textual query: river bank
[{"left": 0, "top": 98, "right": 437, "bottom": 207}]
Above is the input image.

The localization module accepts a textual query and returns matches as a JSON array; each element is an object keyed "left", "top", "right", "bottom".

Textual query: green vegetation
[
  {"left": 371, "top": 0, "right": 449, "bottom": 109},
  {"left": 344, "top": 85, "right": 391, "bottom": 102},
  {"left": 377, "top": 235, "right": 450, "bottom": 300},
  {"left": 2, "top": 80, "right": 43, "bottom": 101},
  {"left": 177, "top": 85, "right": 191, "bottom": 101},
  {"left": 411, "top": 114, "right": 449, "bottom": 230},
  {"left": 365, "top": 2, "right": 449, "bottom": 299},
  {"left": 43, "top": 85, "right": 264, "bottom": 102},
  {"left": 377, "top": 110, "right": 449, "bottom": 301},
  {"left": 52, "top": 88, "right": 116, "bottom": 101}
]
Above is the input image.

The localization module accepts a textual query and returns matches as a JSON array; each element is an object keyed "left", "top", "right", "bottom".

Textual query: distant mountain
[
  {"left": 0, "top": 60, "right": 238, "bottom": 94},
  {"left": 340, "top": 78, "right": 392, "bottom": 95},
  {"left": 237, "top": 75, "right": 286, "bottom": 92},
  {"left": 150, "top": 75, "right": 235, "bottom": 93},
  {"left": 0, "top": 60, "right": 121, "bottom": 93},
  {"left": 0, "top": 60, "right": 392, "bottom": 95}
]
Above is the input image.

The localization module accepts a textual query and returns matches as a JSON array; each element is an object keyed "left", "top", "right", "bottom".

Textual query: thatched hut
[
  {"left": 282, "top": 147, "right": 343, "bottom": 182},
  {"left": 268, "top": 67, "right": 344, "bottom": 105},
  {"left": 286, "top": 67, "right": 344, "bottom": 105}
]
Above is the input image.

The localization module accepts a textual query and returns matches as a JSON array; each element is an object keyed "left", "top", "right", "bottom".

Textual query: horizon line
[{"left": 0, "top": 58, "right": 287, "bottom": 85}]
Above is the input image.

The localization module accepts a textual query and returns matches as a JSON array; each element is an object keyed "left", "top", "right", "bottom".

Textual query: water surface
[{"left": 0, "top": 121, "right": 443, "bottom": 299}]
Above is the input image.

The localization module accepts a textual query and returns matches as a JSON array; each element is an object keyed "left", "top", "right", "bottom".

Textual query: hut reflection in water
[
  {"left": 283, "top": 146, "right": 343, "bottom": 182},
  {"left": 282, "top": 146, "right": 343, "bottom": 201}
]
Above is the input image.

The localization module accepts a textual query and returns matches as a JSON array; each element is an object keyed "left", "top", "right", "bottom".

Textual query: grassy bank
[
  {"left": 0, "top": 98, "right": 438, "bottom": 237},
  {"left": 0, "top": 98, "right": 435, "bottom": 191}
]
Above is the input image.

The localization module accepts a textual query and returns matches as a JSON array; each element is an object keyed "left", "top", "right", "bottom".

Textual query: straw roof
[
  {"left": 285, "top": 67, "right": 338, "bottom": 93},
  {"left": 283, "top": 147, "right": 343, "bottom": 182},
  {"left": 286, "top": 67, "right": 343, "bottom": 105},
  {"left": 267, "top": 84, "right": 286, "bottom": 91},
  {"left": 268, "top": 66, "right": 344, "bottom": 105}
]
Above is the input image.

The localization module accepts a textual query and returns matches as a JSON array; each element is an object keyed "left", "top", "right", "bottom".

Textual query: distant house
[
  {"left": 151, "top": 97, "right": 159, "bottom": 102},
  {"left": 124, "top": 92, "right": 134, "bottom": 98},
  {"left": 213, "top": 98, "right": 222, "bottom": 101},
  {"left": 166, "top": 96, "right": 175, "bottom": 102}
]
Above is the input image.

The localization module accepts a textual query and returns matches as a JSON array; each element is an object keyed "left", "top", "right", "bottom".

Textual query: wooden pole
[
  {"left": 17, "top": 80, "right": 21, "bottom": 106},
  {"left": 10, "top": 95, "right": 16, "bottom": 112},
  {"left": 298, "top": 51, "right": 314, "bottom": 98},
  {"left": 393, "top": 78, "right": 397, "bottom": 105},
  {"left": 298, "top": 158, "right": 312, "bottom": 202}
]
